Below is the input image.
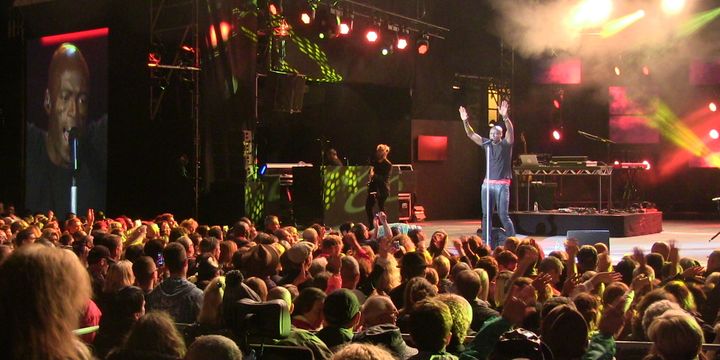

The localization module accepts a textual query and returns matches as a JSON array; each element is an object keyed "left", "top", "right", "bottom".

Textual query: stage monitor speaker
[
  {"left": 566, "top": 230, "right": 610, "bottom": 250},
  {"left": 398, "top": 192, "right": 412, "bottom": 222},
  {"left": 264, "top": 71, "right": 306, "bottom": 113}
]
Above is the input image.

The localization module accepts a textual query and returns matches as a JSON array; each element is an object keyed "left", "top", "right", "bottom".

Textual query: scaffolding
[{"left": 149, "top": 0, "right": 201, "bottom": 217}]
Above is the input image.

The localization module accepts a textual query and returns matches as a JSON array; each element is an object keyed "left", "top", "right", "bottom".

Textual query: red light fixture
[
  {"left": 552, "top": 99, "right": 561, "bottom": 109},
  {"left": 366, "top": 29, "right": 379, "bottom": 42},
  {"left": 416, "top": 34, "right": 430, "bottom": 55},
  {"left": 710, "top": 129, "right": 719, "bottom": 140},
  {"left": 710, "top": 102, "right": 717, "bottom": 112},
  {"left": 396, "top": 37, "right": 408, "bottom": 50},
  {"left": 552, "top": 130, "right": 562, "bottom": 141},
  {"left": 642, "top": 160, "right": 651, "bottom": 170}
]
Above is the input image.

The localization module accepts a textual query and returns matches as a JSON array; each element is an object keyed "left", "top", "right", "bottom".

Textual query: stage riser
[{"left": 510, "top": 212, "right": 663, "bottom": 237}]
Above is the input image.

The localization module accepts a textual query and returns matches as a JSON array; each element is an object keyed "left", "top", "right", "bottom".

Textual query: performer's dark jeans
[
  {"left": 481, "top": 183, "right": 516, "bottom": 248},
  {"left": 366, "top": 182, "right": 389, "bottom": 227}
]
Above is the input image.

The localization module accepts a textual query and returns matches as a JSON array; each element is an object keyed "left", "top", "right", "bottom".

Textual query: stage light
[
  {"left": 301, "top": 12, "right": 312, "bottom": 24},
  {"left": 642, "top": 65, "right": 650, "bottom": 76},
  {"left": 416, "top": 34, "right": 430, "bottom": 55},
  {"left": 571, "top": 0, "right": 613, "bottom": 28},
  {"left": 220, "top": 21, "right": 231, "bottom": 42},
  {"left": 366, "top": 29, "right": 379, "bottom": 42},
  {"left": 396, "top": 37, "right": 408, "bottom": 50},
  {"left": 614, "top": 160, "right": 620, "bottom": 165},
  {"left": 553, "top": 99, "right": 561, "bottom": 109},
  {"left": 710, "top": 129, "right": 719, "bottom": 140},
  {"left": 642, "top": 160, "right": 651, "bottom": 170},
  {"left": 259, "top": 164, "right": 268, "bottom": 176},
  {"left": 710, "top": 102, "right": 717, "bottom": 112},
  {"left": 600, "top": 9, "right": 646, "bottom": 38},
  {"left": 381, "top": 47, "right": 391, "bottom": 56},
  {"left": 614, "top": 66, "right": 621, "bottom": 76},
  {"left": 268, "top": 0, "right": 282, "bottom": 16},
  {"left": 339, "top": 22, "right": 351, "bottom": 35},
  {"left": 552, "top": 130, "right": 562, "bottom": 141},
  {"left": 661, "top": 0, "right": 685, "bottom": 15},
  {"left": 209, "top": 25, "right": 218, "bottom": 47}
]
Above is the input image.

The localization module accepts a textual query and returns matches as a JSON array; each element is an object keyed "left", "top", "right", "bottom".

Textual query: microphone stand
[
  {"left": 69, "top": 129, "right": 79, "bottom": 214},
  {"left": 577, "top": 130, "right": 615, "bottom": 164},
  {"left": 483, "top": 140, "right": 492, "bottom": 248}
]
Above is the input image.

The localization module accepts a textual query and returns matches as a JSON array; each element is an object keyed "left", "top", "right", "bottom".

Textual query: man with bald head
[
  {"left": 26, "top": 42, "right": 106, "bottom": 218},
  {"left": 354, "top": 295, "right": 417, "bottom": 359}
]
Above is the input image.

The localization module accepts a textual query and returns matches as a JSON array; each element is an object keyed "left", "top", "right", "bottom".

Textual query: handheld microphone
[{"left": 69, "top": 127, "right": 79, "bottom": 172}]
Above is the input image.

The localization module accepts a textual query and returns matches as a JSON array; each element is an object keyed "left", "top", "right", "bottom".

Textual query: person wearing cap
[
  {"left": 88, "top": 244, "right": 114, "bottom": 300},
  {"left": 407, "top": 298, "right": 458, "bottom": 360},
  {"left": 389, "top": 251, "right": 428, "bottom": 308},
  {"left": 316, "top": 289, "right": 361, "bottom": 349},
  {"left": 353, "top": 295, "right": 418, "bottom": 360},
  {"left": 279, "top": 241, "right": 315, "bottom": 287},
  {"left": 239, "top": 243, "right": 280, "bottom": 290}
]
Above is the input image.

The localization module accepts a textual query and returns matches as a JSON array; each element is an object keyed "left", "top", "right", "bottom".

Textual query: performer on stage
[
  {"left": 365, "top": 144, "right": 392, "bottom": 227},
  {"left": 459, "top": 100, "right": 516, "bottom": 245}
]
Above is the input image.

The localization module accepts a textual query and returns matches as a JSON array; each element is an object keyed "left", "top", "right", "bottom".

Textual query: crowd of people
[{"left": 1, "top": 206, "right": 720, "bottom": 360}]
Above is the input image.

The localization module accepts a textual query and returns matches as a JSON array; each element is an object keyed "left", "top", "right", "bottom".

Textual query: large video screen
[{"left": 25, "top": 28, "right": 108, "bottom": 218}]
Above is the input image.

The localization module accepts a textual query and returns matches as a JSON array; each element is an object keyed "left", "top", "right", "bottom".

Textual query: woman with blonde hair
[
  {"left": 0, "top": 245, "right": 93, "bottom": 359},
  {"left": 104, "top": 260, "right": 136, "bottom": 293}
]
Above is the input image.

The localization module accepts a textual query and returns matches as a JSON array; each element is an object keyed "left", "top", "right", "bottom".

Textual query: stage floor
[{"left": 415, "top": 219, "right": 720, "bottom": 266}]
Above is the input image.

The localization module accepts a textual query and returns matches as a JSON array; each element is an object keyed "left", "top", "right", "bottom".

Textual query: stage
[
  {"left": 509, "top": 210, "right": 663, "bottom": 237},
  {"left": 417, "top": 219, "right": 720, "bottom": 266}
]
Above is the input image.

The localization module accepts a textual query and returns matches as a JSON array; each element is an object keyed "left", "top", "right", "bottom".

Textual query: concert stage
[
  {"left": 509, "top": 210, "right": 663, "bottom": 237},
  {"left": 418, "top": 219, "right": 720, "bottom": 266}
]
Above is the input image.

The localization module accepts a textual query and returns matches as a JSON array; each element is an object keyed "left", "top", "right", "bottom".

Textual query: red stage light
[
  {"left": 614, "top": 66, "right": 621, "bottom": 76},
  {"left": 301, "top": 12, "right": 312, "bottom": 24},
  {"left": 553, "top": 99, "right": 561, "bottom": 109},
  {"left": 396, "top": 38, "right": 408, "bottom": 50},
  {"left": 416, "top": 35, "right": 430, "bottom": 55},
  {"left": 366, "top": 30, "right": 378, "bottom": 42},
  {"left": 642, "top": 66, "right": 650, "bottom": 76},
  {"left": 614, "top": 160, "right": 620, "bottom": 165},
  {"left": 710, "top": 129, "right": 719, "bottom": 140},
  {"left": 642, "top": 160, "right": 651, "bottom": 170},
  {"left": 209, "top": 25, "right": 218, "bottom": 48},
  {"left": 269, "top": 4, "right": 279, "bottom": 15},
  {"left": 710, "top": 102, "right": 718, "bottom": 112},
  {"left": 552, "top": 130, "right": 562, "bottom": 141},
  {"left": 41, "top": 28, "right": 108, "bottom": 46}
]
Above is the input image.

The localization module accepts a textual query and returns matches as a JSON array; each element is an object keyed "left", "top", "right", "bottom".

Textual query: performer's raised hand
[
  {"left": 499, "top": 100, "right": 509, "bottom": 117},
  {"left": 458, "top": 106, "right": 469, "bottom": 121}
]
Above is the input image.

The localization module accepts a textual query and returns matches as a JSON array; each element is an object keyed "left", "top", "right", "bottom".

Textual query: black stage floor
[{"left": 414, "top": 218, "right": 720, "bottom": 266}]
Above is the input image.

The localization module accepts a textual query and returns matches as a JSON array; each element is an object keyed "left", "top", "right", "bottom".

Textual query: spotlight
[
  {"left": 268, "top": 0, "right": 282, "bottom": 16},
  {"left": 396, "top": 37, "right": 408, "bottom": 50},
  {"left": 416, "top": 34, "right": 430, "bottom": 55},
  {"left": 571, "top": 0, "right": 613, "bottom": 28},
  {"left": 642, "top": 160, "right": 651, "bottom": 170},
  {"left": 366, "top": 29, "right": 379, "bottom": 43},
  {"left": 552, "top": 130, "right": 562, "bottom": 141},
  {"left": 661, "top": 0, "right": 685, "bottom": 15},
  {"left": 299, "top": 2, "right": 316, "bottom": 25},
  {"left": 710, "top": 129, "right": 719, "bottom": 140},
  {"left": 710, "top": 102, "right": 717, "bottom": 112},
  {"left": 259, "top": 164, "right": 268, "bottom": 176},
  {"left": 553, "top": 99, "right": 561, "bottom": 109},
  {"left": 219, "top": 21, "right": 231, "bottom": 42},
  {"left": 642, "top": 65, "right": 650, "bottom": 76},
  {"left": 339, "top": 21, "right": 352, "bottom": 35},
  {"left": 381, "top": 47, "right": 392, "bottom": 56},
  {"left": 614, "top": 66, "right": 621, "bottom": 76}
]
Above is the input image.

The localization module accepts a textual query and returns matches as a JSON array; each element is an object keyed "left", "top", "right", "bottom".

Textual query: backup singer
[
  {"left": 459, "top": 100, "right": 516, "bottom": 245},
  {"left": 365, "top": 144, "right": 392, "bottom": 227}
]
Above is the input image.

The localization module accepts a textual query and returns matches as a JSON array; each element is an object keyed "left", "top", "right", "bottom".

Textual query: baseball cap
[
  {"left": 286, "top": 241, "right": 315, "bottom": 265},
  {"left": 323, "top": 288, "right": 360, "bottom": 327},
  {"left": 88, "top": 245, "right": 115, "bottom": 265}
]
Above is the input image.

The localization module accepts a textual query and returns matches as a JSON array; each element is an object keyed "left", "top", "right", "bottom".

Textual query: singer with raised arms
[{"left": 459, "top": 100, "right": 516, "bottom": 247}]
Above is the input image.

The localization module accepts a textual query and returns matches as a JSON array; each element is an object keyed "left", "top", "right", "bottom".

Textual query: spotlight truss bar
[{"left": 318, "top": 0, "right": 449, "bottom": 40}]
